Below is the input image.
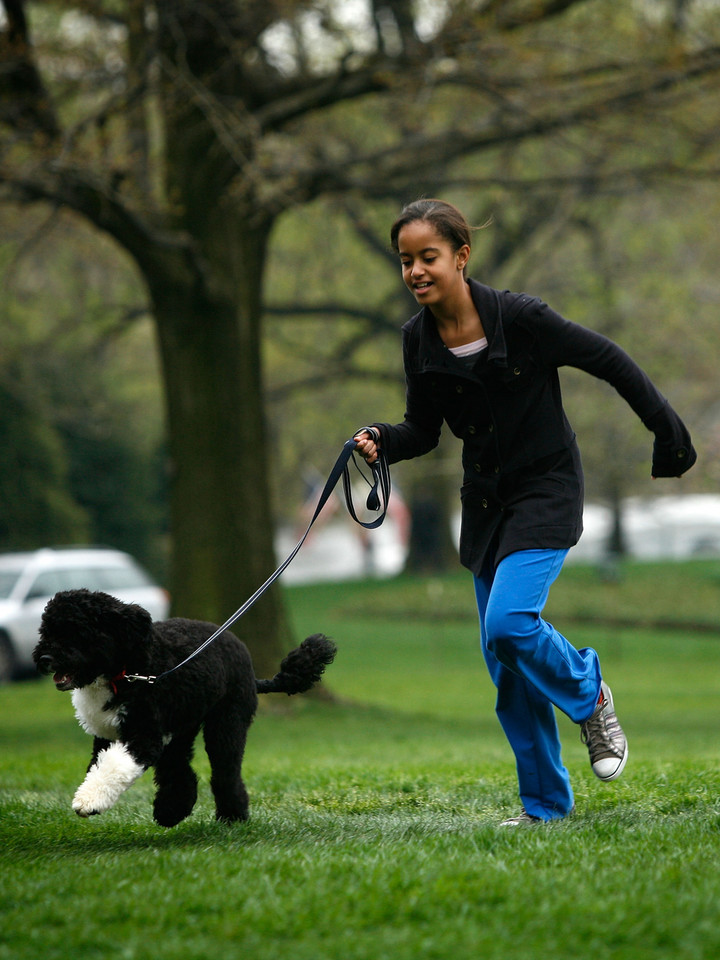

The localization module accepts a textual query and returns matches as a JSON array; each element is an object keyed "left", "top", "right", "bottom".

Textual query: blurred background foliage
[{"left": 1, "top": 206, "right": 167, "bottom": 572}]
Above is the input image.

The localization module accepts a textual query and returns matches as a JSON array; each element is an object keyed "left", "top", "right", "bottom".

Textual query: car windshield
[
  {"left": 0, "top": 570, "right": 23, "bottom": 599},
  {"left": 24, "top": 564, "right": 156, "bottom": 600},
  {"left": 94, "top": 565, "right": 155, "bottom": 590}
]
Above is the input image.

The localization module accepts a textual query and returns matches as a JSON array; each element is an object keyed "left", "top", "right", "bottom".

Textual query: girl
[{"left": 354, "top": 199, "right": 696, "bottom": 824}]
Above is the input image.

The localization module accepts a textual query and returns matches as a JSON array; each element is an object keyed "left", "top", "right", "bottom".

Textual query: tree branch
[
  {"left": 482, "top": 0, "right": 596, "bottom": 31},
  {"left": 263, "top": 301, "right": 400, "bottom": 337},
  {"left": 0, "top": 163, "right": 202, "bottom": 288},
  {"left": 306, "top": 45, "right": 720, "bottom": 199},
  {"left": 252, "top": 56, "right": 410, "bottom": 132},
  {"left": 268, "top": 365, "right": 402, "bottom": 402}
]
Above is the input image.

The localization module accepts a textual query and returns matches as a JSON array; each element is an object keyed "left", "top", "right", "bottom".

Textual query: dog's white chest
[{"left": 72, "top": 681, "right": 124, "bottom": 741}]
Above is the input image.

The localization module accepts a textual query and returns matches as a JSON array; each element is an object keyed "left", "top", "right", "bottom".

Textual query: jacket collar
[
  {"left": 411, "top": 279, "right": 509, "bottom": 369},
  {"left": 468, "top": 279, "right": 507, "bottom": 366}
]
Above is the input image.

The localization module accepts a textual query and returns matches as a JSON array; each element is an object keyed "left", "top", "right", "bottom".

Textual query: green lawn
[{"left": 1, "top": 561, "right": 719, "bottom": 959}]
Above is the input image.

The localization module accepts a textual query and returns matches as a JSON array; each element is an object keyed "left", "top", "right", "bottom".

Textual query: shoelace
[{"left": 581, "top": 701, "right": 624, "bottom": 759}]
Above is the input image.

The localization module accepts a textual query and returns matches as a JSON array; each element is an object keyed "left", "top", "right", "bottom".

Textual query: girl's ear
[{"left": 456, "top": 244, "right": 471, "bottom": 271}]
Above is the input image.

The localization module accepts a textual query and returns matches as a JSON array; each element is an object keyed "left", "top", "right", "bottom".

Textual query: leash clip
[{"left": 126, "top": 673, "right": 157, "bottom": 684}]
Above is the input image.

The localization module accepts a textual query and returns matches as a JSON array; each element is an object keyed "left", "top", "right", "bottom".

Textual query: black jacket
[{"left": 373, "top": 279, "right": 696, "bottom": 574}]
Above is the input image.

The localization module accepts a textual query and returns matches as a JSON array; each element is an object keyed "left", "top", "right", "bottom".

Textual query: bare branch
[
  {"left": 267, "top": 364, "right": 401, "bottom": 401},
  {"left": 481, "top": 0, "right": 596, "bottom": 31},
  {"left": 0, "top": 163, "right": 201, "bottom": 288},
  {"left": 420, "top": 162, "right": 720, "bottom": 195},
  {"left": 320, "top": 46, "right": 720, "bottom": 199},
  {"left": 264, "top": 300, "right": 401, "bottom": 336},
  {"left": 252, "top": 58, "right": 407, "bottom": 131}
]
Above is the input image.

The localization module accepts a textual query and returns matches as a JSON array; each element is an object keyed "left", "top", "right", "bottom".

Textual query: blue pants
[{"left": 474, "top": 549, "right": 602, "bottom": 820}]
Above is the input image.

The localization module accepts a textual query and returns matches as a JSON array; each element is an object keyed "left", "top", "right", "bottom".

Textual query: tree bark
[{"left": 404, "top": 451, "right": 458, "bottom": 575}]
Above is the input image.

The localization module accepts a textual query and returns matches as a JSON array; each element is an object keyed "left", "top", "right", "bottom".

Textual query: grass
[{"left": 2, "top": 559, "right": 720, "bottom": 959}]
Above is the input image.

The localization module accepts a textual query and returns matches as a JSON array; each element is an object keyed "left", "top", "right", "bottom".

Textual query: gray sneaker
[
  {"left": 499, "top": 809, "right": 543, "bottom": 827},
  {"left": 581, "top": 681, "right": 628, "bottom": 781},
  {"left": 499, "top": 805, "right": 575, "bottom": 826}
]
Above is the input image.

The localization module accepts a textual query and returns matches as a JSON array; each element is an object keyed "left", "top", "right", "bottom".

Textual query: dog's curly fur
[{"left": 33, "top": 589, "right": 336, "bottom": 828}]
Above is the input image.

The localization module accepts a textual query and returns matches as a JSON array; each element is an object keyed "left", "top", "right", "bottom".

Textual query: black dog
[{"left": 33, "top": 589, "right": 336, "bottom": 828}]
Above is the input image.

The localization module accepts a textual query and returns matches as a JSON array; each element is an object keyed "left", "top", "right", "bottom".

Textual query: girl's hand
[{"left": 353, "top": 430, "right": 379, "bottom": 464}]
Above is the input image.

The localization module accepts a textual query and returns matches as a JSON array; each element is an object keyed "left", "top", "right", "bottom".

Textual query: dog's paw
[
  {"left": 72, "top": 742, "right": 146, "bottom": 819},
  {"left": 72, "top": 793, "right": 102, "bottom": 818},
  {"left": 72, "top": 778, "right": 115, "bottom": 817}
]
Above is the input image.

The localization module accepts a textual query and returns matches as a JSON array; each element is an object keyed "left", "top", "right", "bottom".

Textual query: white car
[{"left": 0, "top": 547, "right": 170, "bottom": 682}]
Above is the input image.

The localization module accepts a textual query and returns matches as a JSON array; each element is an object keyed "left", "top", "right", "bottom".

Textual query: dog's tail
[{"left": 256, "top": 634, "right": 336, "bottom": 695}]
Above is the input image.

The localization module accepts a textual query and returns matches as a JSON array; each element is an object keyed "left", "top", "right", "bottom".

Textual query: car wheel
[{"left": 0, "top": 632, "right": 17, "bottom": 684}]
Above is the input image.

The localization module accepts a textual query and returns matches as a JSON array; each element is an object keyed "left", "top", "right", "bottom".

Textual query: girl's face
[{"left": 397, "top": 220, "right": 470, "bottom": 308}]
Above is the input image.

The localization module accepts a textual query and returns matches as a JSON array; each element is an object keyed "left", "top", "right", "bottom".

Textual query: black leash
[{"left": 127, "top": 439, "right": 390, "bottom": 684}]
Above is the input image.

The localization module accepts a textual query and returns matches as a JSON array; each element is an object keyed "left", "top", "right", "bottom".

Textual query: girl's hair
[{"left": 390, "top": 199, "right": 473, "bottom": 254}]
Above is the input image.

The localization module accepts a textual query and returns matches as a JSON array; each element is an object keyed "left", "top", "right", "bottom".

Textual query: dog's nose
[{"left": 37, "top": 655, "right": 56, "bottom": 676}]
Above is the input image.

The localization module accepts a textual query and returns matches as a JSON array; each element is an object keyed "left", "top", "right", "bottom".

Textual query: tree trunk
[
  {"left": 606, "top": 485, "right": 627, "bottom": 559},
  {"left": 147, "top": 218, "right": 290, "bottom": 679},
  {"left": 404, "top": 448, "right": 458, "bottom": 574}
]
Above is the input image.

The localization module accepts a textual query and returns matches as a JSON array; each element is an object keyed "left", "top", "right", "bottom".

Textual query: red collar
[{"left": 110, "top": 669, "right": 127, "bottom": 695}]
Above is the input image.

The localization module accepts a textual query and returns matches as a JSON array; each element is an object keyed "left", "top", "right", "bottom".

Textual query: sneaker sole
[{"left": 499, "top": 817, "right": 542, "bottom": 826}]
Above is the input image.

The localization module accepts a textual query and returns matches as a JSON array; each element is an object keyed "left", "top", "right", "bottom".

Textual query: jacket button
[
  {"left": 468, "top": 425, "right": 476, "bottom": 435},
  {"left": 474, "top": 463, "right": 482, "bottom": 473},
  {"left": 488, "top": 424, "right": 494, "bottom": 432},
  {"left": 494, "top": 466, "right": 500, "bottom": 474},
  {"left": 481, "top": 499, "right": 488, "bottom": 509},
  {"left": 513, "top": 367, "right": 521, "bottom": 376},
  {"left": 456, "top": 384, "right": 464, "bottom": 393},
  {"left": 676, "top": 448, "right": 687, "bottom": 459}
]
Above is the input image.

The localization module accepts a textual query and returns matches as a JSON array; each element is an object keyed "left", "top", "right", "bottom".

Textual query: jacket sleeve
[
  {"left": 644, "top": 406, "right": 697, "bottom": 478},
  {"left": 363, "top": 325, "right": 443, "bottom": 465},
  {"left": 528, "top": 301, "right": 697, "bottom": 478},
  {"left": 371, "top": 383, "right": 442, "bottom": 465}
]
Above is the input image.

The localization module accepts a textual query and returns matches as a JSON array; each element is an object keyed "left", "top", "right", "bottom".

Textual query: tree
[
  {"left": 2, "top": 0, "right": 720, "bottom": 670},
  {"left": 0, "top": 375, "right": 90, "bottom": 550}
]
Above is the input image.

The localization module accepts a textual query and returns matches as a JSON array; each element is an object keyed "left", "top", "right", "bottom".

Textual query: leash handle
[
  {"left": 343, "top": 452, "right": 391, "bottom": 528},
  {"left": 128, "top": 439, "right": 391, "bottom": 684}
]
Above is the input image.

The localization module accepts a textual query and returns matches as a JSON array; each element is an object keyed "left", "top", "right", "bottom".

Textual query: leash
[{"left": 127, "top": 438, "right": 390, "bottom": 684}]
